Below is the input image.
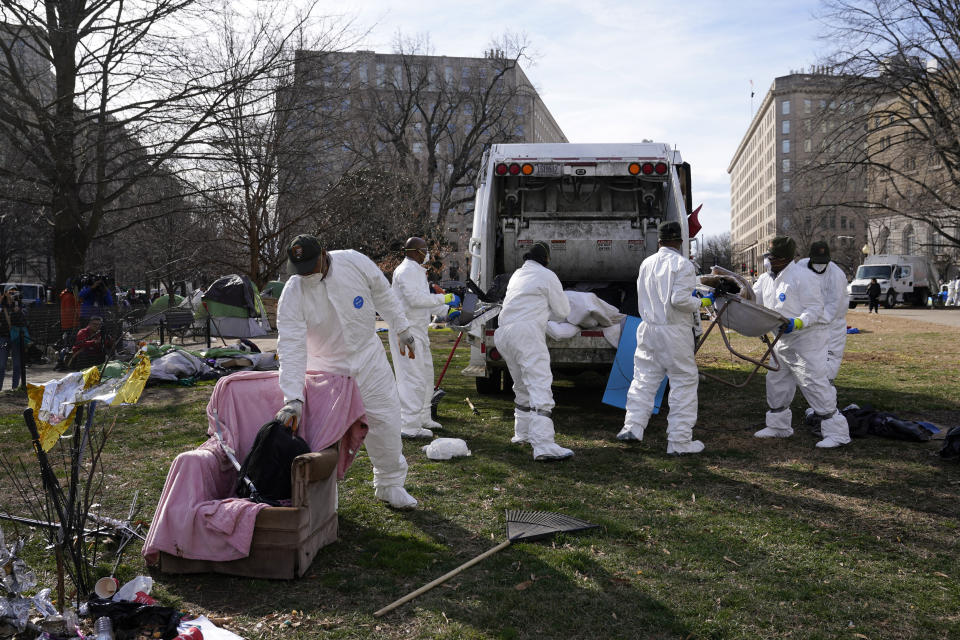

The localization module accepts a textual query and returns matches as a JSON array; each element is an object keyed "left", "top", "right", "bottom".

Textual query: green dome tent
[
  {"left": 261, "top": 280, "right": 286, "bottom": 299},
  {"left": 197, "top": 274, "right": 270, "bottom": 338}
]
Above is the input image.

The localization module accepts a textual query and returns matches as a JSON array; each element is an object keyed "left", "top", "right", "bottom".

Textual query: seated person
[{"left": 69, "top": 316, "right": 112, "bottom": 368}]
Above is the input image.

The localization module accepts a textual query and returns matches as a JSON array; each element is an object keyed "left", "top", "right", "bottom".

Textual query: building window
[
  {"left": 782, "top": 120, "right": 790, "bottom": 135},
  {"left": 841, "top": 216, "right": 847, "bottom": 229},
  {"left": 820, "top": 99, "right": 827, "bottom": 109},
  {"left": 358, "top": 63, "right": 367, "bottom": 83},
  {"left": 782, "top": 100, "right": 790, "bottom": 115},
  {"left": 444, "top": 66, "right": 453, "bottom": 83},
  {"left": 376, "top": 63, "right": 385, "bottom": 86},
  {"left": 783, "top": 178, "right": 791, "bottom": 192},
  {"left": 514, "top": 124, "right": 524, "bottom": 137},
  {"left": 782, "top": 139, "right": 790, "bottom": 154},
  {"left": 516, "top": 104, "right": 524, "bottom": 116},
  {"left": 412, "top": 142, "right": 423, "bottom": 154},
  {"left": 804, "top": 139, "right": 811, "bottom": 152},
  {"left": 804, "top": 99, "right": 811, "bottom": 114},
  {"left": 782, "top": 159, "right": 791, "bottom": 173}
]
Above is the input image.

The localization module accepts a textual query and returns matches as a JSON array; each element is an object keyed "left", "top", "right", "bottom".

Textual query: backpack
[{"left": 236, "top": 419, "right": 311, "bottom": 504}]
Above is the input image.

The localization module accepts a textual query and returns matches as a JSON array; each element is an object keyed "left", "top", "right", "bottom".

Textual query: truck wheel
[
  {"left": 848, "top": 302, "right": 857, "bottom": 309},
  {"left": 884, "top": 291, "right": 895, "bottom": 309},
  {"left": 475, "top": 369, "right": 503, "bottom": 395}
]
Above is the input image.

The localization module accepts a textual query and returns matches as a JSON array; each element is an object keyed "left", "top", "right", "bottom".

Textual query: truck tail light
[
  {"left": 655, "top": 162, "right": 668, "bottom": 175},
  {"left": 489, "top": 348, "right": 502, "bottom": 361},
  {"left": 495, "top": 163, "right": 508, "bottom": 176},
  {"left": 628, "top": 163, "right": 641, "bottom": 175},
  {"left": 641, "top": 162, "right": 654, "bottom": 175},
  {"left": 508, "top": 163, "right": 521, "bottom": 175},
  {"left": 521, "top": 163, "right": 534, "bottom": 175}
]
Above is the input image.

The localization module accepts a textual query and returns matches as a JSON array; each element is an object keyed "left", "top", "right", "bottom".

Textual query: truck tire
[
  {"left": 884, "top": 291, "right": 896, "bottom": 309},
  {"left": 848, "top": 301, "right": 857, "bottom": 309},
  {"left": 913, "top": 287, "right": 929, "bottom": 307},
  {"left": 475, "top": 369, "right": 503, "bottom": 395}
]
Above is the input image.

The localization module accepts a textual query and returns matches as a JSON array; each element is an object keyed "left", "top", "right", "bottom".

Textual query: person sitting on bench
[{"left": 69, "top": 315, "right": 111, "bottom": 368}]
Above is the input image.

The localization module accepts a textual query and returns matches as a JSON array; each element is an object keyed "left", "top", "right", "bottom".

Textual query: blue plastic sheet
[{"left": 602, "top": 316, "right": 667, "bottom": 412}]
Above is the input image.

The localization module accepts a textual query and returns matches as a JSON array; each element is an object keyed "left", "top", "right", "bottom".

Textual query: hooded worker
[
  {"left": 388, "top": 237, "right": 460, "bottom": 439},
  {"left": 275, "top": 234, "right": 420, "bottom": 509},
  {"left": 753, "top": 236, "right": 851, "bottom": 448},
  {"left": 493, "top": 241, "right": 574, "bottom": 460},
  {"left": 617, "top": 221, "right": 708, "bottom": 454},
  {"left": 796, "top": 241, "right": 848, "bottom": 381}
]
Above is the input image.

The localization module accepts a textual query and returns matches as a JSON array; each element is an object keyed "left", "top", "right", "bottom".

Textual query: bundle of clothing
[{"left": 806, "top": 404, "right": 939, "bottom": 442}]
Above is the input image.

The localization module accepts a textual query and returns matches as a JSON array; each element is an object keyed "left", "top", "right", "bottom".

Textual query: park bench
[{"left": 160, "top": 309, "right": 196, "bottom": 344}]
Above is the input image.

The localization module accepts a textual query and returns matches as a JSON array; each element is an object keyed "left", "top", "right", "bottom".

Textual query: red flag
[{"left": 688, "top": 204, "right": 703, "bottom": 238}]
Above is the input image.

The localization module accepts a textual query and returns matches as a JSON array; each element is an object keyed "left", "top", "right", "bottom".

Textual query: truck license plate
[{"left": 535, "top": 163, "right": 561, "bottom": 177}]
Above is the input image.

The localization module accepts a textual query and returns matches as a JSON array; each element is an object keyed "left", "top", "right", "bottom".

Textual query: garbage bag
[
  {"left": 422, "top": 438, "right": 471, "bottom": 460},
  {"left": 85, "top": 597, "right": 180, "bottom": 640}
]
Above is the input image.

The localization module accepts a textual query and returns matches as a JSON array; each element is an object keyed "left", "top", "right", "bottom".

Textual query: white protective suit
[
  {"left": 948, "top": 278, "right": 958, "bottom": 306},
  {"left": 277, "top": 249, "right": 417, "bottom": 507},
  {"left": 619, "top": 246, "right": 704, "bottom": 454},
  {"left": 388, "top": 258, "right": 449, "bottom": 438},
  {"left": 753, "top": 260, "right": 851, "bottom": 448},
  {"left": 797, "top": 257, "right": 848, "bottom": 380},
  {"left": 493, "top": 260, "right": 573, "bottom": 460}
]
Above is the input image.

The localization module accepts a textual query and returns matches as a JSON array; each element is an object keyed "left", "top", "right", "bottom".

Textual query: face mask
[
  {"left": 421, "top": 251, "right": 431, "bottom": 265},
  {"left": 810, "top": 262, "right": 827, "bottom": 274}
]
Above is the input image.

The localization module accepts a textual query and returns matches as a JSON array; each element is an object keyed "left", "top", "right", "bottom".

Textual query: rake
[{"left": 374, "top": 510, "right": 598, "bottom": 617}]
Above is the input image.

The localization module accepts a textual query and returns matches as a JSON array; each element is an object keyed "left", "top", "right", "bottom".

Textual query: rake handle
[
  {"left": 374, "top": 539, "right": 512, "bottom": 617},
  {"left": 434, "top": 331, "right": 463, "bottom": 390}
]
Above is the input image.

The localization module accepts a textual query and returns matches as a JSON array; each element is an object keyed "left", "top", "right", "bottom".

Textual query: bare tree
[
  {"left": 698, "top": 232, "right": 734, "bottom": 271},
  {"left": 810, "top": 0, "right": 960, "bottom": 262},
  {"left": 0, "top": 1, "right": 320, "bottom": 292}
]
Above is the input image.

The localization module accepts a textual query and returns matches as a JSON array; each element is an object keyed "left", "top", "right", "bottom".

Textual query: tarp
[
  {"left": 602, "top": 315, "right": 667, "bottom": 412},
  {"left": 197, "top": 274, "right": 269, "bottom": 338}
]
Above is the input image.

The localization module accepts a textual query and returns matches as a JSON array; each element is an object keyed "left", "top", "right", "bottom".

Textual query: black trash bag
[
  {"left": 86, "top": 597, "right": 180, "bottom": 640},
  {"left": 236, "top": 419, "right": 310, "bottom": 503},
  {"left": 868, "top": 412, "right": 931, "bottom": 442},
  {"left": 940, "top": 425, "right": 960, "bottom": 461}
]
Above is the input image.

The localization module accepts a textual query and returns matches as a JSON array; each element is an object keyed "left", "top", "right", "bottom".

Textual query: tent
[
  {"left": 140, "top": 294, "right": 186, "bottom": 326},
  {"left": 197, "top": 274, "right": 270, "bottom": 338},
  {"left": 261, "top": 280, "right": 286, "bottom": 299}
]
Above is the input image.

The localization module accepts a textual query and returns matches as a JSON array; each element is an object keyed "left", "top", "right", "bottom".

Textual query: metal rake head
[{"left": 504, "top": 509, "right": 599, "bottom": 542}]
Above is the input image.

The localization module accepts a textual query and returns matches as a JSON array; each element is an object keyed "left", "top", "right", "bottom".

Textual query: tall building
[
  {"left": 280, "top": 49, "right": 567, "bottom": 279},
  {"left": 728, "top": 71, "right": 869, "bottom": 276}
]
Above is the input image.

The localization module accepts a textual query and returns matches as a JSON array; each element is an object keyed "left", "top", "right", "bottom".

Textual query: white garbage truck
[
  {"left": 847, "top": 254, "right": 940, "bottom": 308},
  {"left": 461, "top": 142, "right": 694, "bottom": 393}
]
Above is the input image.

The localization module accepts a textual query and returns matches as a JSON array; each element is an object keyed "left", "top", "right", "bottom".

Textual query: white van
[{"left": 0, "top": 282, "right": 46, "bottom": 306}]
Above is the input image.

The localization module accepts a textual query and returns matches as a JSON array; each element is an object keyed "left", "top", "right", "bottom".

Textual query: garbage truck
[
  {"left": 847, "top": 254, "right": 939, "bottom": 308},
  {"left": 461, "top": 142, "right": 694, "bottom": 393}
]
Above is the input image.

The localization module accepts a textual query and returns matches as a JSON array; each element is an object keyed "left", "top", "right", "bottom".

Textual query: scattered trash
[
  {"left": 422, "top": 438, "right": 471, "bottom": 460},
  {"left": 846, "top": 327, "right": 860, "bottom": 334}
]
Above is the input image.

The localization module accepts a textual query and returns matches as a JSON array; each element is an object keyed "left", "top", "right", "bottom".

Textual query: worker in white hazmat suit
[
  {"left": 797, "top": 241, "right": 848, "bottom": 381},
  {"left": 389, "top": 236, "right": 460, "bottom": 439},
  {"left": 753, "top": 236, "right": 851, "bottom": 448},
  {"left": 948, "top": 278, "right": 958, "bottom": 306},
  {"left": 275, "top": 234, "right": 420, "bottom": 509},
  {"left": 617, "top": 221, "right": 710, "bottom": 454},
  {"left": 493, "top": 241, "right": 574, "bottom": 461}
]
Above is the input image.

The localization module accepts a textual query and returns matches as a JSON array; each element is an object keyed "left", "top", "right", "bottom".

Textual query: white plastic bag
[
  {"left": 422, "top": 438, "right": 471, "bottom": 460},
  {"left": 113, "top": 575, "right": 153, "bottom": 602}
]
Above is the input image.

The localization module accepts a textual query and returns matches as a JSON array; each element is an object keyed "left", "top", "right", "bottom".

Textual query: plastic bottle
[{"left": 94, "top": 616, "right": 114, "bottom": 640}]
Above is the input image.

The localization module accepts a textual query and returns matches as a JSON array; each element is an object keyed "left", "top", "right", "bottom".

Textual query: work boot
[
  {"left": 667, "top": 440, "right": 705, "bottom": 455},
  {"left": 401, "top": 427, "right": 433, "bottom": 439},
  {"left": 753, "top": 427, "right": 793, "bottom": 438},
  {"left": 374, "top": 486, "right": 418, "bottom": 509},
  {"left": 616, "top": 425, "right": 644, "bottom": 442}
]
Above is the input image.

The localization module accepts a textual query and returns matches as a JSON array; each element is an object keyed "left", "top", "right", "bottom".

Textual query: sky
[{"left": 332, "top": 0, "right": 828, "bottom": 240}]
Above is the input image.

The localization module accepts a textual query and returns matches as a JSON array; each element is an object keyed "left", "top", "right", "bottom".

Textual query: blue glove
[
  {"left": 447, "top": 309, "right": 461, "bottom": 322},
  {"left": 444, "top": 293, "right": 461, "bottom": 308},
  {"left": 693, "top": 290, "right": 715, "bottom": 307},
  {"left": 782, "top": 318, "right": 803, "bottom": 334}
]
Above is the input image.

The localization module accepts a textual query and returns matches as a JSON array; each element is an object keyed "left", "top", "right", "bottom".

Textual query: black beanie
[{"left": 523, "top": 241, "right": 550, "bottom": 267}]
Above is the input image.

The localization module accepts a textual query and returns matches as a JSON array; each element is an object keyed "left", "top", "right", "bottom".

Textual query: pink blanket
[{"left": 143, "top": 370, "right": 366, "bottom": 564}]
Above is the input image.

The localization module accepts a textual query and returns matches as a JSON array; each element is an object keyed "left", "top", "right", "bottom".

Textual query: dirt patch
[{"left": 137, "top": 384, "right": 213, "bottom": 407}]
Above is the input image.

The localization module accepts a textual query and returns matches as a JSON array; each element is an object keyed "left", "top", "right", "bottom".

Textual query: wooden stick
[{"left": 374, "top": 540, "right": 512, "bottom": 617}]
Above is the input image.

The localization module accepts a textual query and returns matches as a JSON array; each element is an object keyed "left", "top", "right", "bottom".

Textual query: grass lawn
[{"left": 0, "top": 311, "right": 958, "bottom": 639}]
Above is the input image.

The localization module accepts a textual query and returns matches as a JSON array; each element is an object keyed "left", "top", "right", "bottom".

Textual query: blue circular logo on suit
[
  {"left": 353, "top": 296, "right": 364, "bottom": 308},
  {"left": 778, "top": 292, "right": 786, "bottom": 302}
]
